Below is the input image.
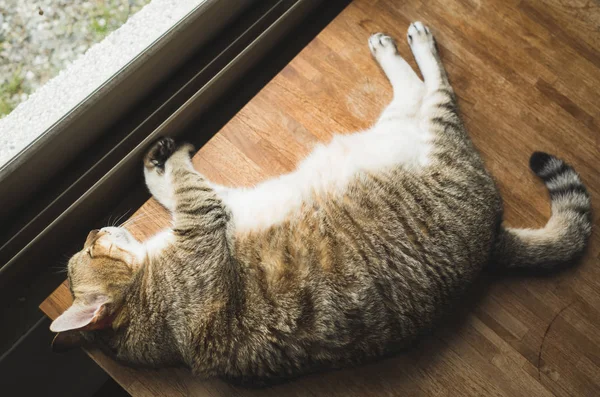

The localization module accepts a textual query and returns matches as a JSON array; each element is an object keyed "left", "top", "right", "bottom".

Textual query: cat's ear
[{"left": 49, "top": 296, "right": 111, "bottom": 333}]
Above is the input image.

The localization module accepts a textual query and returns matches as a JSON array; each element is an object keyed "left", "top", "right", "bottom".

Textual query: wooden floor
[{"left": 41, "top": 0, "right": 600, "bottom": 395}]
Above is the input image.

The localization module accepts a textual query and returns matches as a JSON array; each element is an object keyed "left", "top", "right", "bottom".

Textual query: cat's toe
[
  {"left": 144, "top": 137, "right": 176, "bottom": 170},
  {"left": 407, "top": 22, "right": 434, "bottom": 47},
  {"left": 369, "top": 33, "right": 398, "bottom": 58}
]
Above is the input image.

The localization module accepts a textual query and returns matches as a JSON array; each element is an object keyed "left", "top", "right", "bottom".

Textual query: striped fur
[
  {"left": 492, "top": 152, "right": 592, "bottom": 270},
  {"left": 51, "top": 22, "right": 592, "bottom": 385}
]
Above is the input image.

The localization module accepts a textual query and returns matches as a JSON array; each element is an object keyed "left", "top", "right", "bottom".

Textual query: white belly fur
[{"left": 219, "top": 121, "right": 432, "bottom": 233}]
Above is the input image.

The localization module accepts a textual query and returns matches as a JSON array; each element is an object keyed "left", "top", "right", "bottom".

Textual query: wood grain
[{"left": 41, "top": 0, "right": 600, "bottom": 395}]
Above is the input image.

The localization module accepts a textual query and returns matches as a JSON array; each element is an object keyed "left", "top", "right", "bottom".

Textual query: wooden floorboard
[{"left": 41, "top": 0, "right": 600, "bottom": 395}]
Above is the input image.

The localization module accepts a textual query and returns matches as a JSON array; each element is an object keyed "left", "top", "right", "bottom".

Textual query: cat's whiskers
[
  {"left": 51, "top": 266, "right": 69, "bottom": 275},
  {"left": 119, "top": 211, "right": 157, "bottom": 228},
  {"left": 111, "top": 211, "right": 131, "bottom": 227},
  {"left": 121, "top": 209, "right": 163, "bottom": 226},
  {"left": 120, "top": 208, "right": 170, "bottom": 230}
]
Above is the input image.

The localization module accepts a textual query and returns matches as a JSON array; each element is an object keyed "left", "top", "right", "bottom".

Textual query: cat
[{"left": 50, "top": 22, "right": 591, "bottom": 385}]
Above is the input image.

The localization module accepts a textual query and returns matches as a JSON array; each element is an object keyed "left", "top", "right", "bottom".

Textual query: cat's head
[{"left": 50, "top": 227, "right": 145, "bottom": 349}]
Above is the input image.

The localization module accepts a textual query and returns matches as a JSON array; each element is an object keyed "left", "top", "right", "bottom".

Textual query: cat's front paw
[{"left": 144, "top": 137, "right": 176, "bottom": 171}]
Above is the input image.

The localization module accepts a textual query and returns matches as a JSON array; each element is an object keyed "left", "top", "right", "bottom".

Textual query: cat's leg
[
  {"left": 369, "top": 33, "right": 425, "bottom": 121},
  {"left": 407, "top": 22, "right": 451, "bottom": 93},
  {"left": 144, "top": 137, "right": 177, "bottom": 211},
  {"left": 407, "top": 22, "right": 458, "bottom": 117},
  {"left": 407, "top": 22, "right": 469, "bottom": 147},
  {"left": 144, "top": 138, "right": 228, "bottom": 235},
  {"left": 144, "top": 138, "right": 229, "bottom": 213}
]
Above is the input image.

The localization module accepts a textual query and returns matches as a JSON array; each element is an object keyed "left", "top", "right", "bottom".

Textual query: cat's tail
[{"left": 491, "top": 152, "right": 592, "bottom": 271}]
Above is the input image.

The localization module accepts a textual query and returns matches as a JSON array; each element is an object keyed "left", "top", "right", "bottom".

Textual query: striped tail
[{"left": 492, "top": 152, "right": 592, "bottom": 271}]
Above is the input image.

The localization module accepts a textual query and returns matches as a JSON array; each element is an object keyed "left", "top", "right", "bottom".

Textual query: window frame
[{"left": 0, "top": 0, "right": 256, "bottom": 220}]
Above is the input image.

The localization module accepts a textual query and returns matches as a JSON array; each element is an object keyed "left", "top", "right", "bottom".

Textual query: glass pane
[{"left": 0, "top": 0, "right": 158, "bottom": 167}]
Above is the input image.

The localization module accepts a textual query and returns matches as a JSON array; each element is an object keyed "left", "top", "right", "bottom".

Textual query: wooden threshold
[{"left": 42, "top": 0, "right": 600, "bottom": 396}]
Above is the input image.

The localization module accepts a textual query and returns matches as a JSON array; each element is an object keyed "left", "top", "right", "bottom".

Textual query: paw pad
[{"left": 145, "top": 137, "right": 176, "bottom": 170}]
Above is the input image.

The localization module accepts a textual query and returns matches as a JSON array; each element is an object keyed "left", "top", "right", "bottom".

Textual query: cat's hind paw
[
  {"left": 407, "top": 22, "right": 435, "bottom": 51},
  {"left": 369, "top": 33, "right": 398, "bottom": 59}
]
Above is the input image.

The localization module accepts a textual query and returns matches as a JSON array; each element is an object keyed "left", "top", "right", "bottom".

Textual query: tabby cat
[{"left": 50, "top": 23, "right": 591, "bottom": 385}]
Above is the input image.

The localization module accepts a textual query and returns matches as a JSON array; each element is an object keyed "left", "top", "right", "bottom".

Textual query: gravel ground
[{"left": 0, "top": 0, "right": 151, "bottom": 117}]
